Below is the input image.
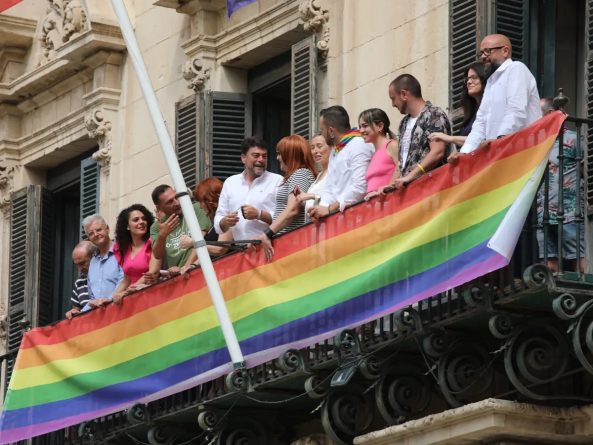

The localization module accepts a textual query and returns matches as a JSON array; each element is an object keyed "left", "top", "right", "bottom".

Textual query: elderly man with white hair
[{"left": 82, "top": 214, "right": 123, "bottom": 310}]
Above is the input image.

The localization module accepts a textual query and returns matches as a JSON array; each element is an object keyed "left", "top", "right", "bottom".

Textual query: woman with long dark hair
[
  {"left": 112, "top": 203, "right": 157, "bottom": 303},
  {"left": 429, "top": 61, "right": 488, "bottom": 146}
]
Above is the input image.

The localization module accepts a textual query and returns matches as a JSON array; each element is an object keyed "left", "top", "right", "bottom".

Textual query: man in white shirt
[
  {"left": 308, "top": 105, "right": 373, "bottom": 220},
  {"left": 214, "top": 137, "right": 283, "bottom": 240},
  {"left": 455, "top": 34, "right": 540, "bottom": 156}
]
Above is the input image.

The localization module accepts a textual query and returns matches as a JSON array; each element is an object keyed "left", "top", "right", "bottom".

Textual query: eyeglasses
[
  {"left": 464, "top": 75, "right": 480, "bottom": 84},
  {"left": 478, "top": 46, "right": 504, "bottom": 57}
]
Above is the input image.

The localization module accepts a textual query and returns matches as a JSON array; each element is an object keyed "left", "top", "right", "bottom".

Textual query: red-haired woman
[
  {"left": 259, "top": 135, "right": 316, "bottom": 260},
  {"left": 180, "top": 177, "right": 233, "bottom": 257}
]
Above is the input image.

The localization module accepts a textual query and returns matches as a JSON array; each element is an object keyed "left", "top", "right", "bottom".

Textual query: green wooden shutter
[
  {"left": 204, "top": 91, "right": 251, "bottom": 180},
  {"left": 79, "top": 156, "right": 100, "bottom": 238},
  {"left": 494, "top": 0, "right": 530, "bottom": 64},
  {"left": 5, "top": 186, "right": 54, "bottom": 393},
  {"left": 587, "top": 0, "right": 593, "bottom": 215},
  {"left": 176, "top": 94, "right": 199, "bottom": 189},
  {"left": 449, "top": 0, "right": 479, "bottom": 133},
  {"left": 291, "top": 37, "right": 317, "bottom": 140}
]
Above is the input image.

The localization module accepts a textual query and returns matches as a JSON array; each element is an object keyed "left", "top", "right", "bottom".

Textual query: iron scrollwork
[
  {"left": 321, "top": 385, "right": 374, "bottom": 445},
  {"left": 436, "top": 340, "right": 494, "bottom": 407},
  {"left": 374, "top": 361, "right": 432, "bottom": 425},
  {"left": 503, "top": 322, "right": 572, "bottom": 401},
  {"left": 553, "top": 293, "right": 593, "bottom": 376}
]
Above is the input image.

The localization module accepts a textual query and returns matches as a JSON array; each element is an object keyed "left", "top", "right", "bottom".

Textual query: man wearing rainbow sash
[{"left": 308, "top": 105, "right": 373, "bottom": 220}]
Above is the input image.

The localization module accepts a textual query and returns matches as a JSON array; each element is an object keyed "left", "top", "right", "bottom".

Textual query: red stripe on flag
[{"left": 0, "top": 0, "right": 22, "bottom": 13}]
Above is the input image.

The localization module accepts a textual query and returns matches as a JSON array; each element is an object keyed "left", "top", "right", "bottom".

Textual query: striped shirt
[
  {"left": 70, "top": 273, "right": 90, "bottom": 309},
  {"left": 275, "top": 168, "right": 315, "bottom": 234}
]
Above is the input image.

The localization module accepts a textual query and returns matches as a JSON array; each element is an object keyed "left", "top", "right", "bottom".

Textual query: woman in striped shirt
[{"left": 258, "top": 135, "right": 316, "bottom": 260}]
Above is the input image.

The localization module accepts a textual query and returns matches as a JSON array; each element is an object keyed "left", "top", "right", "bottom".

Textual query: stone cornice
[
  {"left": 0, "top": 15, "right": 37, "bottom": 47},
  {"left": 181, "top": 0, "right": 303, "bottom": 66},
  {"left": 354, "top": 398, "right": 593, "bottom": 444},
  {"left": 0, "top": 21, "right": 125, "bottom": 102}
]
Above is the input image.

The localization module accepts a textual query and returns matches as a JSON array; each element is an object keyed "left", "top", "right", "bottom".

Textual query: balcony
[{"left": 2, "top": 111, "right": 593, "bottom": 445}]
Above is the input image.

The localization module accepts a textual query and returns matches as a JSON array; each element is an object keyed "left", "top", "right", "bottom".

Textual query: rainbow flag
[{"left": 0, "top": 112, "right": 565, "bottom": 442}]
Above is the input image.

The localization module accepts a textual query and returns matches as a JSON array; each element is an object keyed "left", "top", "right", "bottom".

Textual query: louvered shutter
[
  {"left": 291, "top": 37, "right": 317, "bottom": 139},
  {"left": 587, "top": 0, "right": 593, "bottom": 215},
  {"left": 449, "top": 0, "right": 480, "bottom": 133},
  {"left": 494, "top": 0, "right": 530, "bottom": 64},
  {"left": 5, "top": 186, "right": 54, "bottom": 394},
  {"left": 176, "top": 95, "right": 199, "bottom": 189},
  {"left": 204, "top": 91, "right": 251, "bottom": 180},
  {"left": 79, "top": 156, "right": 100, "bottom": 239}
]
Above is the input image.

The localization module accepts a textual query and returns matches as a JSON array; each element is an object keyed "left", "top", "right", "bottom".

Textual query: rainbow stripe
[{"left": 0, "top": 112, "right": 565, "bottom": 442}]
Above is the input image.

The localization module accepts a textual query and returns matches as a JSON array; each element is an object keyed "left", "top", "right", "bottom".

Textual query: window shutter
[
  {"left": 494, "top": 0, "right": 530, "bottom": 64},
  {"left": 79, "top": 156, "right": 100, "bottom": 239},
  {"left": 5, "top": 186, "right": 54, "bottom": 392},
  {"left": 587, "top": 0, "right": 593, "bottom": 215},
  {"left": 291, "top": 37, "right": 317, "bottom": 140},
  {"left": 176, "top": 95, "right": 199, "bottom": 190},
  {"left": 204, "top": 91, "right": 251, "bottom": 180},
  {"left": 449, "top": 0, "right": 479, "bottom": 133}
]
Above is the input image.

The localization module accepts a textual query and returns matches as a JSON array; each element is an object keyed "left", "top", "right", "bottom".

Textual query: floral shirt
[
  {"left": 397, "top": 101, "right": 452, "bottom": 176},
  {"left": 536, "top": 128, "right": 583, "bottom": 224}
]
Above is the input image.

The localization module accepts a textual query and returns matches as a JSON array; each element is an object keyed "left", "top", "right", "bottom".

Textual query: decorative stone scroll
[
  {"left": 84, "top": 109, "right": 112, "bottom": 169},
  {"left": 0, "top": 164, "right": 16, "bottom": 219},
  {"left": 182, "top": 57, "right": 211, "bottom": 91},
  {"left": 298, "top": 0, "right": 330, "bottom": 58},
  {"left": 39, "top": 0, "right": 89, "bottom": 65}
]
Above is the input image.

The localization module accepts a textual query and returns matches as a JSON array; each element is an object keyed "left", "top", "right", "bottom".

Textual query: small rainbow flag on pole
[{"left": 0, "top": 112, "right": 565, "bottom": 442}]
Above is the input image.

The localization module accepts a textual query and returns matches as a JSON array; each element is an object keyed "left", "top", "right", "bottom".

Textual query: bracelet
[
  {"left": 264, "top": 228, "right": 275, "bottom": 240},
  {"left": 417, "top": 163, "right": 426, "bottom": 174}
]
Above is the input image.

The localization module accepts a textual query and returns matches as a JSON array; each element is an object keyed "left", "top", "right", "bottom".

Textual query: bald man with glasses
[{"left": 451, "top": 34, "right": 540, "bottom": 158}]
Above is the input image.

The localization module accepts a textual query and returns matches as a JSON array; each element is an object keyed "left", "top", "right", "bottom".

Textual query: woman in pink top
[
  {"left": 359, "top": 108, "right": 400, "bottom": 199},
  {"left": 112, "top": 204, "right": 157, "bottom": 303}
]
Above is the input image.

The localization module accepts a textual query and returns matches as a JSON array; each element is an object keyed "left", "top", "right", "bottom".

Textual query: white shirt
[
  {"left": 460, "top": 58, "right": 540, "bottom": 153},
  {"left": 400, "top": 116, "right": 417, "bottom": 166},
  {"left": 320, "top": 137, "right": 374, "bottom": 211},
  {"left": 214, "top": 170, "right": 283, "bottom": 240}
]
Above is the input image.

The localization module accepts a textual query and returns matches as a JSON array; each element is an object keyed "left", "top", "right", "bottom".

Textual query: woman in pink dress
[
  {"left": 112, "top": 204, "right": 157, "bottom": 303},
  {"left": 359, "top": 108, "right": 400, "bottom": 199}
]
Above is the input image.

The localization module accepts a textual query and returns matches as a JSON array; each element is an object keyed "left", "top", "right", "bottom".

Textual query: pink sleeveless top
[
  {"left": 365, "top": 140, "right": 396, "bottom": 192},
  {"left": 114, "top": 238, "right": 152, "bottom": 284}
]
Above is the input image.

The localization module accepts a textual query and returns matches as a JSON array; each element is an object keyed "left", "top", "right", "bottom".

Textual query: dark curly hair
[
  {"left": 460, "top": 61, "right": 489, "bottom": 130},
  {"left": 114, "top": 204, "right": 154, "bottom": 266}
]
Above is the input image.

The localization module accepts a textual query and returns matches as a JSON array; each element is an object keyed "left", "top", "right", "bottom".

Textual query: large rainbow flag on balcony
[{"left": 0, "top": 112, "right": 565, "bottom": 442}]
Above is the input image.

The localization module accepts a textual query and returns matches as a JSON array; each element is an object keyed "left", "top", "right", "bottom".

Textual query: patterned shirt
[
  {"left": 70, "top": 273, "right": 90, "bottom": 309},
  {"left": 397, "top": 101, "right": 451, "bottom": 177},
  {"left": 275, "top": 168, "right": 316, "bottom": 233},
  {"left": 537, "top": 128, "right": 584, "bottom": 225}
]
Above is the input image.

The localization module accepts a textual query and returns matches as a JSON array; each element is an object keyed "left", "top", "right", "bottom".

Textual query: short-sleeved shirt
[
  {"left": 275, "top": 168, "right": 315, "bottom": 233},
  {"left": 150, "top": 203, "right": 212, "bottom": 268},
  {"left": 70, "top": 273, "right": 90, "bottom": 309},
  {"left": 397, "top": 101, "right": 451, "bottom": 177},
  {"left": 537, "top": 128, "right": 584, "bottom": 225}
]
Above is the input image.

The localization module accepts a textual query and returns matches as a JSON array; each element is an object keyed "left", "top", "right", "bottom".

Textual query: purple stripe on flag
[{"left": 227, "top": 0, "right": 257, "bottom": 16}]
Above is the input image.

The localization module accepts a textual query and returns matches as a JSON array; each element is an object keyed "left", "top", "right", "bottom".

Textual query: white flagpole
[{"left": 110, "top": 0, "right": 245, "bottom": 367}]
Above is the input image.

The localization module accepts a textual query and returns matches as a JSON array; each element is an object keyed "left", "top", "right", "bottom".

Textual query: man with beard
[
  {"left": 307, "top": 105, "right": 373, "bottom": 220},
  {"left": 214, "top": 137, "right": 283, "bottom": 240},
  {"left": 150, "top": 184, "right": 212, "bottom": 272},
  {"left": 387, "top": 74, "right": 451, "bottom": 189},
  {"left": 456, "top": 34, "right": 540, "bottom": 155}
]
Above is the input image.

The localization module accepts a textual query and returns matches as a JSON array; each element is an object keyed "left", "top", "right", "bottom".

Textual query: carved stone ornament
[
  {"left": 182, "top": 57, "right": 211, "bottom": 91},
  {"left": 0, "top": 314, "right": 7, "bottom": 341},
  {"left": 39, "top": 0, "right": 89, "bottom": 65},
  {"left": 0, "top": 165, "right": 15, "bottom": 190},
  {"left": 0, "top": 197, "right": 11, "bottom": 219},
  {"left": 298, "top": 0, "right": 330, "bottom": 58},
  {"left": 84, "top": 109, "right": 112, "bottom": 168}
]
